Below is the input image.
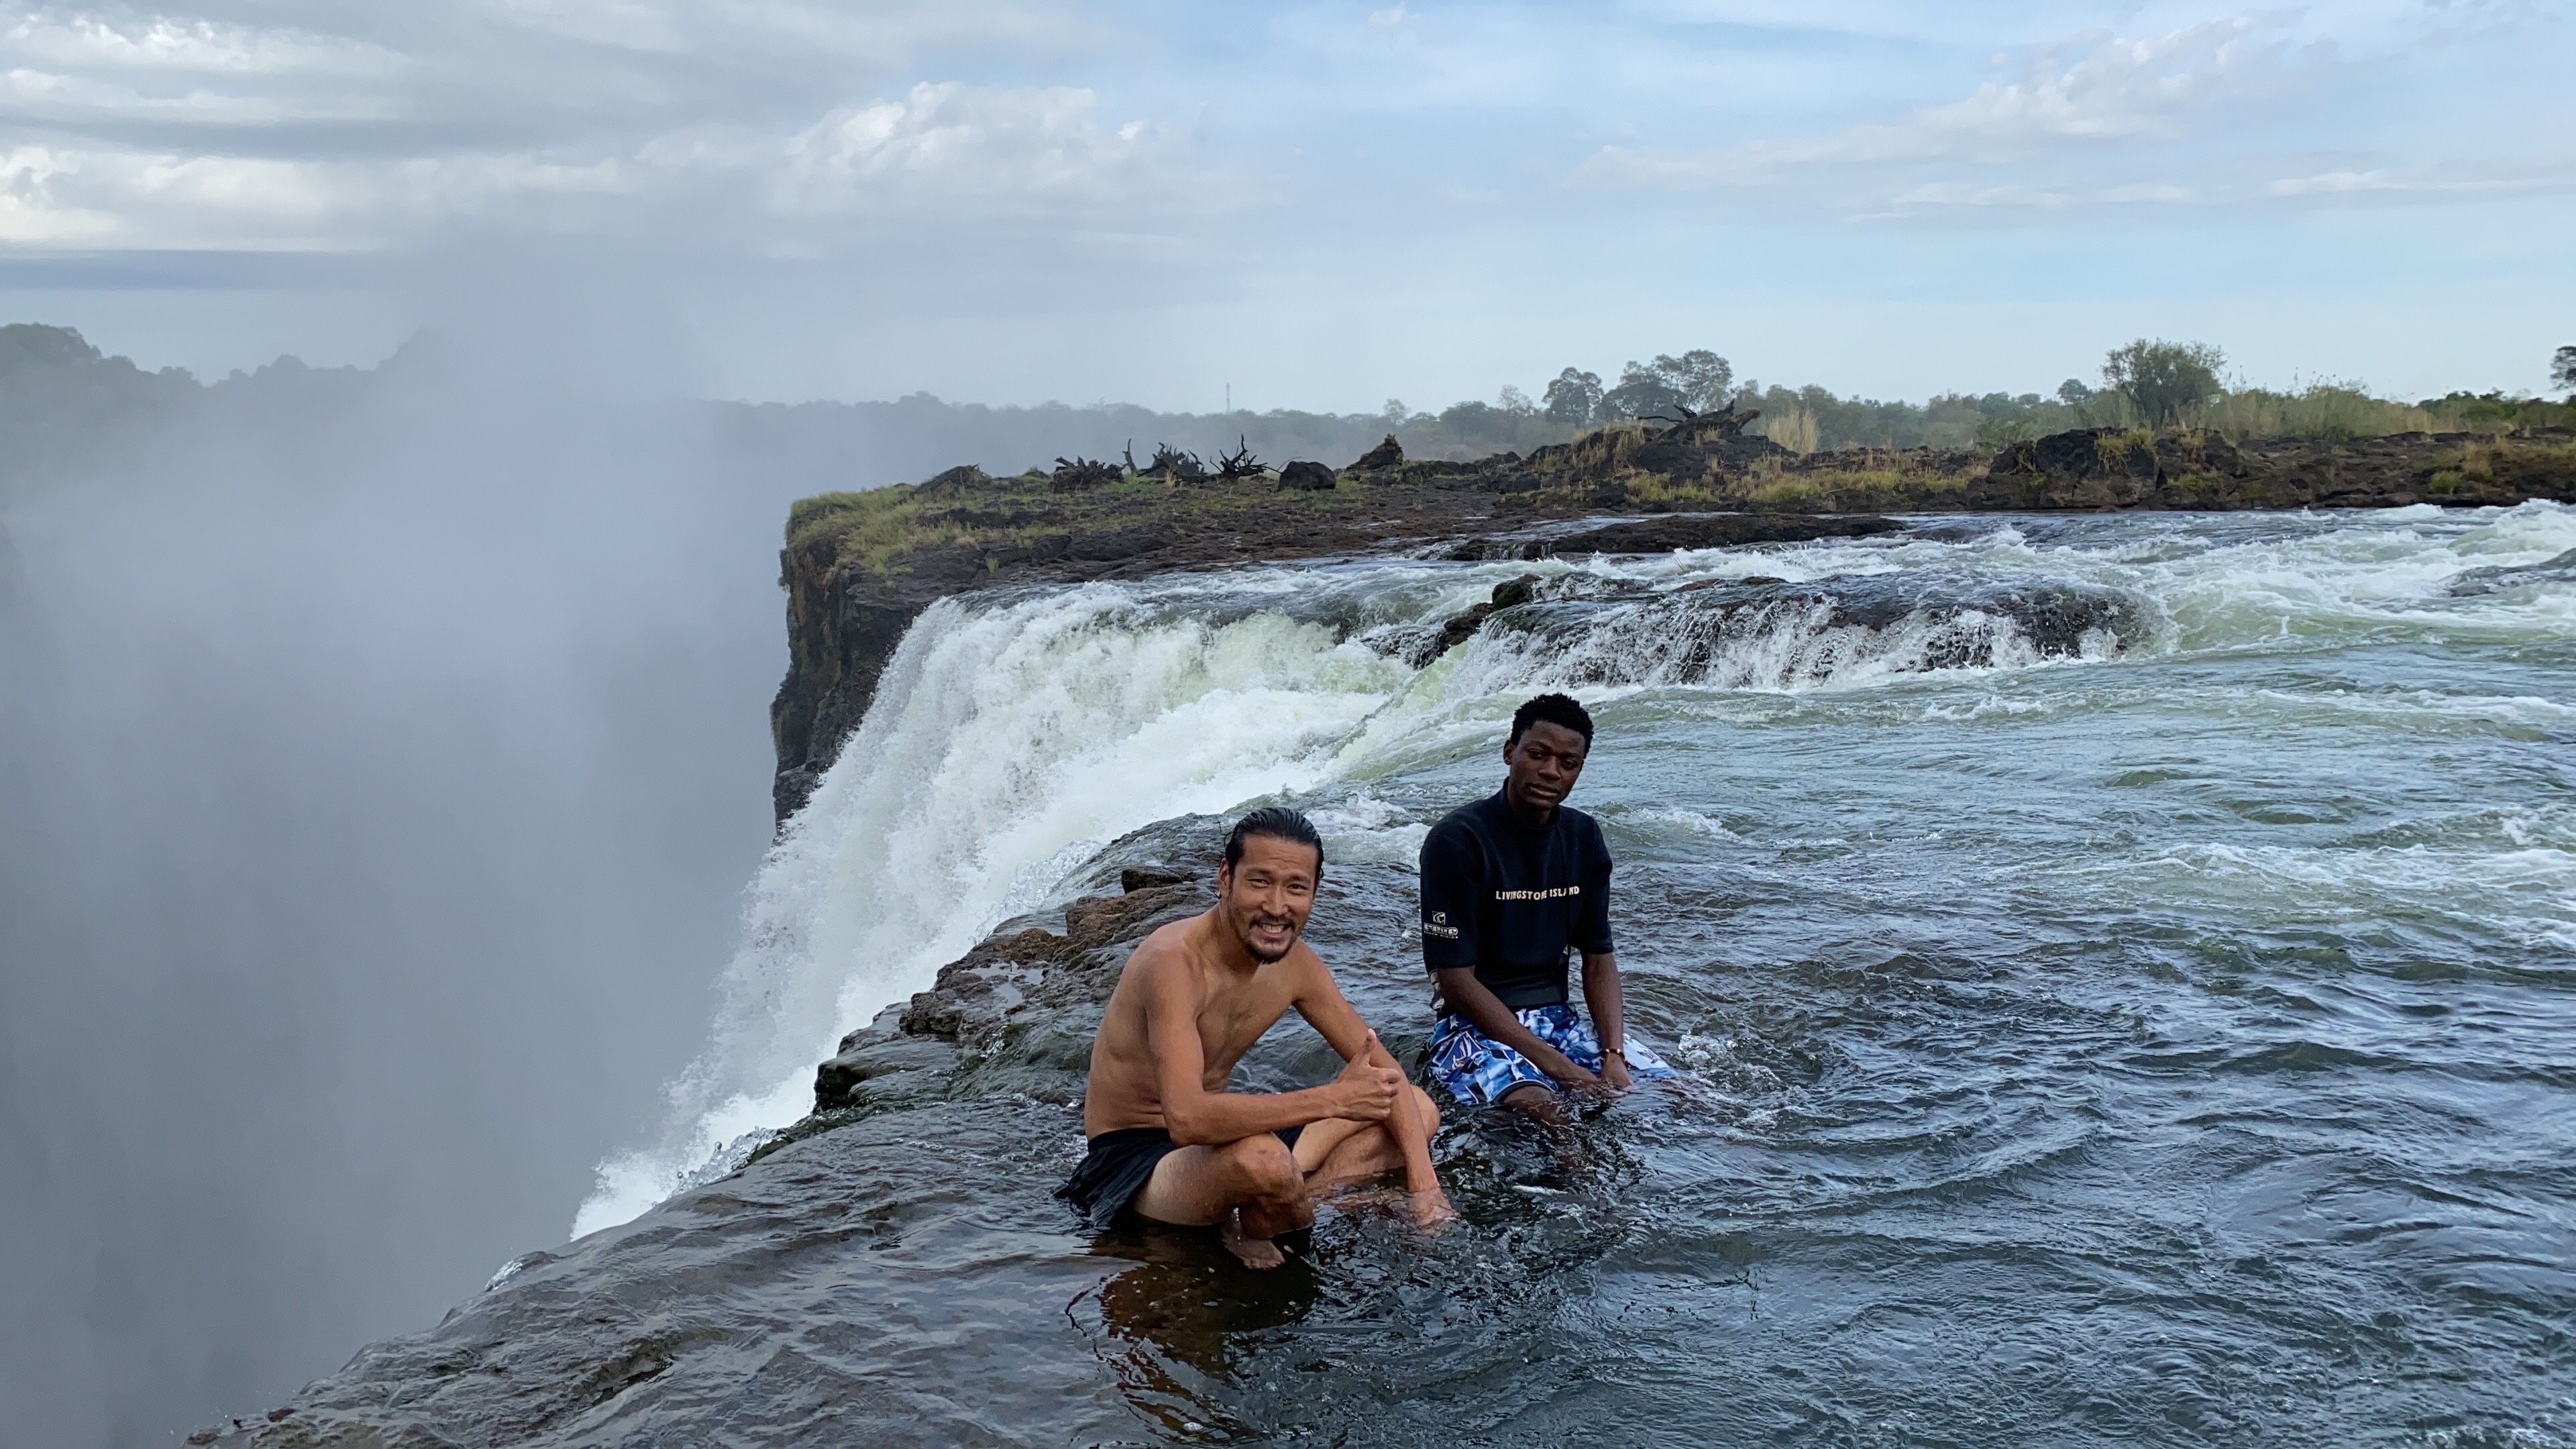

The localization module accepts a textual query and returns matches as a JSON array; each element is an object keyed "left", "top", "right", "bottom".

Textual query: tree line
[{"left": 3, "top": 324, "right": 2569, "bottom": 502}]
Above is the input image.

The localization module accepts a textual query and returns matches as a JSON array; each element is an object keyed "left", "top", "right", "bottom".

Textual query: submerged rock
[{"left": 2448, "top": 545, "right": 2576, "bottom": 596}]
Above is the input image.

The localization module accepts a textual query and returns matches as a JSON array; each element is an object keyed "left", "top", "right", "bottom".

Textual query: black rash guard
[{"left": 1418, "top": 789, "right": 1615, "bottom": 1015}]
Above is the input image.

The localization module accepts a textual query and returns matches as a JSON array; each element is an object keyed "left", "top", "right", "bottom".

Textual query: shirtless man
[{"left": 1059, "top": 807, "right": 1452, "bottom": 1268}]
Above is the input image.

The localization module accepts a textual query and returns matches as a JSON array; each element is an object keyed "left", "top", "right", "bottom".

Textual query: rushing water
[{"left": 280, "top": 505, "right": 2575, "bottom": 1446}]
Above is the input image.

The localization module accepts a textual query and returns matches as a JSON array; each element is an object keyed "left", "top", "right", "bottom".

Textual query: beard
[{"left": 1231, "top": 908, "right": 1301, "bottom": 963}]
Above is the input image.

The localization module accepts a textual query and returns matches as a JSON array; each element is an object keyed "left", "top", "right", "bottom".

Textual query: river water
[{"left": 260, "top": 505, "right": 2575, "bottom": 1446}]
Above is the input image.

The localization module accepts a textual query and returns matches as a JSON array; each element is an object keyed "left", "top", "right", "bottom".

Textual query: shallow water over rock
[{"left": 221, "top": 506, "right": 2576, "bottom": 1448}]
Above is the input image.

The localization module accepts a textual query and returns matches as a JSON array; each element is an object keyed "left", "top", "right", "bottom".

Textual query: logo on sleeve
[{"left": 1421, "top": 909, "right": 1459, "bottom": 939}]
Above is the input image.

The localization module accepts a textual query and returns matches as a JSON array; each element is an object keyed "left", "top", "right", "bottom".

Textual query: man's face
[
  {"left": 1504, "top": 720, "right": 1589, "bottom": 816},
  {"left": 1216, "top": 834, "right": 1320, "bottom": 964}
]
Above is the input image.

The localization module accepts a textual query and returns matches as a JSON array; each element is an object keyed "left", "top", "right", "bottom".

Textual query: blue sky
[{"left": 0, "top": 0, "right": 2568, "bottom": 409}]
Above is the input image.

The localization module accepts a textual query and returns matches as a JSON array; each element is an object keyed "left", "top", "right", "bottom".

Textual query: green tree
[
  {"left": 2553, "top": 345, "right": 2575, "bottom": 396},
  {"left": 1542, "top": 367, "right": 1603, "bottom": 425},
  {"left": 1598, "top": 364, "right": 1680, "bottom": 421},
  {"left": 1599, "top": 350, "right": 1735, "bottom": 419},
  {"left": 2101, "top": 339, "right": 2225, "bottom": 427}
]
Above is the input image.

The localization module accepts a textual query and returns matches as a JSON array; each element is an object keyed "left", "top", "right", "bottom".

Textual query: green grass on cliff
[
  {"left": 785, "top": 473, "right": 1385, "bottom": 581},
  {"left": 787, "top": 488, "right": 946, "bottom": 577}
]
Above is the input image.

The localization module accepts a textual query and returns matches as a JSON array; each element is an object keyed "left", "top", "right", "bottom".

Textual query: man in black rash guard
[{"left": 1420, "top": 692, "right": 1674, "bottom": 1123}]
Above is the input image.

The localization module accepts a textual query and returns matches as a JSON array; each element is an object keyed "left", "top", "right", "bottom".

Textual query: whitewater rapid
[{"left": 574, "top": 502, "right": 2576, "bottom": 1236}]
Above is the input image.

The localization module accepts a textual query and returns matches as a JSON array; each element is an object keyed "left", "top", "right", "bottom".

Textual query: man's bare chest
[{"left": 1193, "top": 985, "right": 1293, "bottom": 1075}]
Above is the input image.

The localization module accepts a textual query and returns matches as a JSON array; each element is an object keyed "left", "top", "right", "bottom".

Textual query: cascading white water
[
  {"left": 574, "top": 502, "right": 2576, "bottom": 1235},
  {"left": 574, "top": 581, "right": 1419, "bottom": 1233}
]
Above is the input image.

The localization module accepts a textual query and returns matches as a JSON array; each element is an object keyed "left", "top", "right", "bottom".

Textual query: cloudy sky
[{"left": 0, "top": 0, "right": 2568, "bottom": 408}]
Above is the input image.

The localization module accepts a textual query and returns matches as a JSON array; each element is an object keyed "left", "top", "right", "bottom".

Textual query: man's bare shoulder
[
  {"left": 1116, "top": 910, "right": 1218, "bottom": 985},
  {"left": 1279, "top": 938, "right": 1344, "bottom": 998}
]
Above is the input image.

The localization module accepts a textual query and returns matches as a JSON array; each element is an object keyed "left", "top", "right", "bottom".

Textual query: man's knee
[
  {"left": 1218, "top": 1134, "right": 1301, "bottom": 1199},
  {"left": 1499, "top": 1082, "right": 1563, "bottom": 1122}
]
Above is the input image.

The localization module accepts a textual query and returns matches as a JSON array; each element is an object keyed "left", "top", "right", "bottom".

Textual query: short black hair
[
  {"left": 1224, "top": 806, "right": 1324, "bottom": 876},
  {"left": 1509, "top": 692, "right": 1595, "bottom": 747}
]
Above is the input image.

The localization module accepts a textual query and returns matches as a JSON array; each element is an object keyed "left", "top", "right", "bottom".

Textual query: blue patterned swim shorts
[{"left": 1427, "top": 1003, "right": 1678, "bottom": 1106}]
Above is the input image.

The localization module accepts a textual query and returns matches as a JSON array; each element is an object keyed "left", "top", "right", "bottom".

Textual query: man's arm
[
  {"left": 1289, "top": 955, "right": 1440, "bottom": 1198},
  {"left": 1142, "top": 949, "right": 1396, "bottom": 1146},
  {"left": 1433, "top": 967, "right": 1603, "bottom": 1091},
  {"left": 1580, "top": 951, "right": 1631, "bottom": 1091},
  {"left": 1575, "top": 827, "right": 1627, "bottom": 1089}
]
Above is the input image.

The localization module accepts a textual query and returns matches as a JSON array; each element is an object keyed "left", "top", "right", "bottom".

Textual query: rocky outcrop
[
  {"left": 1348, "top": 434, "right": 1404, "bottom": 471},
  {"left": 1972, "top": 428, "right": 2248, "bottom": 509},
  {"left": 1972, "top": 427, "right": 2576, "bottom": 512},
  {"left": 1277, "top": 460, "right": 1336, "bottom": 491}
]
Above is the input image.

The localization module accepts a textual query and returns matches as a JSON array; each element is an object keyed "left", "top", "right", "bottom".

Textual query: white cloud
[
  {"left": 2268, "top": 156, "right": 2576, "bottom": 200},
  {"left": 0, "top": 9, "right": 401, "bottom": 75},
  {"left": 1586, "top": 17, "right": 2282, "bottom": 189},
  {"left": 0, "top": 136, "right": 653, "bottom": 249},
  {"left": 0, "top": 72, "right": 1220, "bottom": 253},
  {"left": 769, "top": 81, "right": 1179, "bottom": 215},
  {"left": 0, "top": 64, "right": 396, "bottom": 122},
  {"left": 0, "top": 143, "right": 111, "bottom": 239}
]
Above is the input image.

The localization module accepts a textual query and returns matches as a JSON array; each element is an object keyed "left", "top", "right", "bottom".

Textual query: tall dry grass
[
  {"left": 1757, "top": 406, "right": 1820, "bottom": 455},
  {"left": 2190, "top": 385, "right": 2441, "bottom": 442}
]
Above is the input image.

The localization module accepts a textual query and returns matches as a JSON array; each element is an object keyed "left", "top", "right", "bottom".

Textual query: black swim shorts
[{"left": 1055, "top": 1124, "right": 1303, "bottom": 1232}]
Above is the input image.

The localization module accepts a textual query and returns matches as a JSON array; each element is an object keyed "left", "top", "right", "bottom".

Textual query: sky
[{"left": 0, "top": 0, "right": 2570, "bottom": 411}]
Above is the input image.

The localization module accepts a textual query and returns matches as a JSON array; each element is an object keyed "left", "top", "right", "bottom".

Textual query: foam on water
[{"left": 576, "top": 502, "right": 2576, "bottom": 1234}]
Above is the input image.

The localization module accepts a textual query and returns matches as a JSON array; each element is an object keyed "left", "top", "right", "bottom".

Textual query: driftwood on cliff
[
  {"left": 1212, "top": 435, "right": 1265, "bottom": 482},
  {"left": 1137, "top": 441, "right": 1208, "bottom": 482},
  {"left": 1646, "top": 401, "right": 1762, "bottom": 441},
  {"left": 1049, "top": 455, "right": 1121, "bottom": 491}
]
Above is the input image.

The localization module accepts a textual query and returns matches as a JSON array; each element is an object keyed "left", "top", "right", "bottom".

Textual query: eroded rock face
[
  {"left": 1974, "top": 427, "right": 2576, "bottom": 512},
  {"left": 767, "top": 560, "right": 920, "bottom": 824},
  {"left": 1974, "top": 429, "right": 2249, "bottom": 509}
]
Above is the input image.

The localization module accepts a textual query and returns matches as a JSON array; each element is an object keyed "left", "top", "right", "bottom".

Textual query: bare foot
[
  {"left": 1409, "top": 1189, "right": 1460, "bottom": 1231},
  {"left": 1220, "top": 1210, "right": 1286, "bottom": 1269}
]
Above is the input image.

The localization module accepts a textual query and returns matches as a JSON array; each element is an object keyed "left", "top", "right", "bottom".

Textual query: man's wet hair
[
  {"left": 1223, "top": 806, "right": 1325, "bottom": 877},
  {"left": 1509, "top": 692, "right": 1595, "bottom": 747}
]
